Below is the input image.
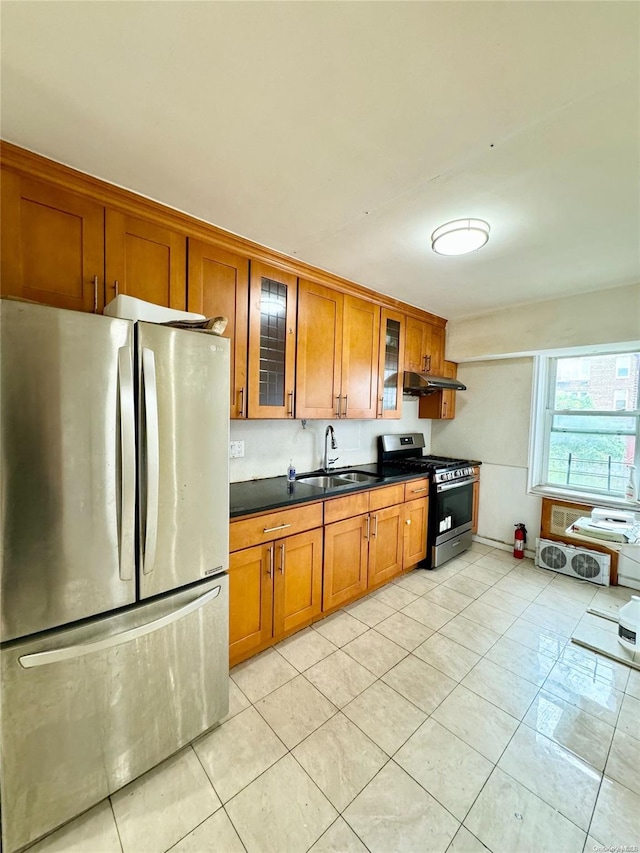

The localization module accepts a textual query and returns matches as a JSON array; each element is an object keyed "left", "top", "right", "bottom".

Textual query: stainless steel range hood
[{"left": 402, "top": 371, "right": 467, "bottom": 395}]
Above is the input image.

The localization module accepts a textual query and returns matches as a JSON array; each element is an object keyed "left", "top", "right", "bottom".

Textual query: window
[
  {"left": 530, "top": 352, "right": 640, "bottom": 501},
  {"left": 613, "top": 390, "right": 628, "bottom": 411},
  {"left": 616, "top": 356, "right": 631, "bottom": 379}
]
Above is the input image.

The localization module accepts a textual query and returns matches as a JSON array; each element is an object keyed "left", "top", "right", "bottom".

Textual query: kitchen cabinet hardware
[
  {"left": 238, "top": 386, "right": 246, "bottom": 418},
  {"left": 287, "top": 391, "right": 294, "bottom": 417},
  {"left": 372, "top": 514, "right": 378, "bottom": 537},
  {"left": 342, "top": 395, "right": 348, "bottom": 417},
  {"left": 93, "top": 275, "right": 98, "bottom": 313},
  {"left": 410, "top": 487, "right": 428, "bottom": 494},
  {"left": 279, "top": 543, "right": 285, "bottom": 574},
  {"left": 364, "top": 515, "right": 370, "bottom": 541},
  {"left": 114, "top": 279, "right": 119, "bottom": 296},
  {"left": 263, "top": 523, "right": 291, "bottom": 533},
  {"left": 268, "top": 544, "right": 274, "bottom": 578}
]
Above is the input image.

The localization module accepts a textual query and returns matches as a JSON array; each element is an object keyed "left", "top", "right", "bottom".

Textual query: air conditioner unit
[{"left": 535, "top": 538, "right": 611, "bottom": 586}]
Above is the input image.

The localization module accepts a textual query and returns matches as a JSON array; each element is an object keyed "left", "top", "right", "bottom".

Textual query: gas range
[
  {"left": 378, "top": 434, "right": 475, "bottom": 483},
  {"left": 378, "top": 433, "right": 480, "bottom": 570}
]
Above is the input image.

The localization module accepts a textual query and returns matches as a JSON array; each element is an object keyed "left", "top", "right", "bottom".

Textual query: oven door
[{"left": 431, "top": 476, "right": 477, "bottom": 567}]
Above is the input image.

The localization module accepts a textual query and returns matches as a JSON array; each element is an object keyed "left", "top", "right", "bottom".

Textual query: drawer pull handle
[
  {"left": 411, "top": 487, "right": 428, "bottom": 493},
  {"left": 263, "top": 523, "right": 291, "bottom": 533}
]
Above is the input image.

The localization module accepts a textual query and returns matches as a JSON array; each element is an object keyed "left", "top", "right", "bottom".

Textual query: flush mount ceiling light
[{"left": 431, "top": 218, "right": 490, "bottom": 256}]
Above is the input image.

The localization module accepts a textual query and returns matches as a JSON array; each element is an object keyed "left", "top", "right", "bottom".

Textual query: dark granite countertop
[{"left": 229, "top": 463, "right": 431, "bottom": 518}]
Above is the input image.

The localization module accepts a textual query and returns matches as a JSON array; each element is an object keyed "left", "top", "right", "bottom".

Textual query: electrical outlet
[{"left": 230, "top": 440, "right": 244, "bottom": 459}]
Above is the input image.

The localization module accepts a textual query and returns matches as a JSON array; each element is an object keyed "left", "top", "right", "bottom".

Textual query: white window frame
[{"left": 529, "top": 353, "right": 640, "bottom": 508}]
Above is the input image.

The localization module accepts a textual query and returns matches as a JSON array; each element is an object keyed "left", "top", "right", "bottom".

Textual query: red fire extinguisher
[{"left": 514, "top": 523, "right": 527, "bottom": 559}]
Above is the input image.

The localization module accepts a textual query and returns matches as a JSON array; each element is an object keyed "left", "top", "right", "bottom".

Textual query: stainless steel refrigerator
[{"left": 0, "top": 299, "right": 230, "bottom": 852}]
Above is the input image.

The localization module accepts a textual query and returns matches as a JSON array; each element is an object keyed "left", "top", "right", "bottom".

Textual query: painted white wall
[
  {"left": 446, "top": 282, "right": 640, "bottom": 362},
  {"left": 435, "top": 284, "right": 640, "bottom": 549},
  {"left": 431, "top": 358, "right": 542, "bottom": 548},
  {"left": 229, "top": 398, "right": 430, "bottom": 482}
]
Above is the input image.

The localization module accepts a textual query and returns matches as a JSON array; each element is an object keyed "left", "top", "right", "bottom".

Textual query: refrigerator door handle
[
  {"left": 18, "top": 585, "right": 222, "bottom": 669},
  {"left": 118, "top": 346, "right": 136, "bottom": 582},
  {"left": 142, "top": 347, "right": 160, "bottom": 576}
]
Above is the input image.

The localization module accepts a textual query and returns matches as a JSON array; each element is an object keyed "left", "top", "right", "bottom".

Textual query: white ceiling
[{"left": 2, "top": 2, "right": 639, "bottom": 321}]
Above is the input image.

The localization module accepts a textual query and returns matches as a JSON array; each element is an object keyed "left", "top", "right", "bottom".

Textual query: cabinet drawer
[
  {"left": 324, "top": 491, "right": 370, "bottom": 524},
  {"left": 369, "top": 484, "right": 405, "bottom": 511},
  {"left": 404, "top": 478, "right": 429, "bottom": 500},
  {"left": 230, "top": 503, "right": 323, "bottom": 552}
]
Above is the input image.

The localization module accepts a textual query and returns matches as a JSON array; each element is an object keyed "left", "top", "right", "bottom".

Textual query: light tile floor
[{"left": 27, "top": 545, "right": 640, "bottom": 853}]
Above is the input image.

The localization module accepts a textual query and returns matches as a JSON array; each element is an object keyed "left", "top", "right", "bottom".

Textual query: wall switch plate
[{"left": 230, "top": 440, "right": 244, "bottom": 459}]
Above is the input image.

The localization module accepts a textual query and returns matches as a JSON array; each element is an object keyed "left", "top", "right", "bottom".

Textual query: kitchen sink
[
  {"left": 296, "top": 475, "right": 355, "bottom": 489},
  {"left": 338, "top": 471, "right": 380, "bottom": 483},
  {"left": 296, "top": 470, "right": 382, "bottom": 489}
]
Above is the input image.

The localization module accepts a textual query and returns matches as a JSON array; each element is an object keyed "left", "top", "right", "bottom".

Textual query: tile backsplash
[{"left": 229, "top": 399, "right": 430, "bottom": 482}]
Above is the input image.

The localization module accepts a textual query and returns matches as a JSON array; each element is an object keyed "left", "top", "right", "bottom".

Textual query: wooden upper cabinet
[
  {"left": 188, "top": 240, "right": 249, "bottom": 419},
  {"left": 428, "top": 325, "right": 445, "bottom": 376},
  {"left": 296, "top": 280, "right": 343, "bottom": 419},
  {"left": 105, "top": 210, "right": 187, "bottom": 309},
  {"left": 247, "top": 262, "right": 297, "bottom": 419},
  {"left": 377, "top": 309, "right": 405, "bottom": 419},
  {"left": 342, "top": 295, "right": 380, "bottom": 419},
  {"left": 405, "top": 316, "right": 427, "bottom": 373},
  {"left": 296, "top": 281, "right": 379, "bottom": 419},
  {"left": 1, "top": 173, "right": 105, "bottom": 313},
  {"left": 419, "top": 360, "right": 458, "bottom": 420},
  {"left": 404, "top": 316, "right": 445, "bottom": 376}
]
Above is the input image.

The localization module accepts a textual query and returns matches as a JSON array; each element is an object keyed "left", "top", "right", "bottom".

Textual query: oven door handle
[{"left": 437, "top": 476, "right": 478, "bottom": 493}]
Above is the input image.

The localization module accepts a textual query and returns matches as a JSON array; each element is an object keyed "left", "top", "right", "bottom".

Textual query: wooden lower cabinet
[
  {"left": 368, "top": 504, "right": 404, "bottom": 587},
  {"left": 403, "top": 497, "right": 429, "bottom": 569},
  {"left": 229, "top": 527, "right": 322, "bottom": 665},
  {"left": 472, "top": 468, "right": 480, "bottom": 534},
  {"left": 229, "top": 543, "right": 273, "bottom": 664},
  {"left": 273, "top": 528, "right": 323, "bottom": 636},
  {"left": 323, "top": 515, "right": 369, "bottom": 611}
]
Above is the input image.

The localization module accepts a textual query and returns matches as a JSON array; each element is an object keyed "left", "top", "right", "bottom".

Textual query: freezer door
[
  {"left": 0, "top": 576, "right": 229, "bottom": 853},
  {"left": 137, "top": 322, "right": 230, "bottom": 598},
  {"left": 0, "top": 300, "right": 136, "bottom": 642}
]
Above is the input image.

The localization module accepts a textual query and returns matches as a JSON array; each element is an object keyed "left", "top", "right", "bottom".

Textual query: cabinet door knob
[{"left": 405, "top": 518, "right": 411, "bottom": 525}]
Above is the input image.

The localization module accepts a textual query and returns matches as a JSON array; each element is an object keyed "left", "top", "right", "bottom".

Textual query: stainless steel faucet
[{"left": 323, "top": 425, "right": 338, "bottom": 471}]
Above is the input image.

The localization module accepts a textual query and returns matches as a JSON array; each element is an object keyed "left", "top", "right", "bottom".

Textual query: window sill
[{"left": 528, "top": 484, "right": 640, "bottom": 514}]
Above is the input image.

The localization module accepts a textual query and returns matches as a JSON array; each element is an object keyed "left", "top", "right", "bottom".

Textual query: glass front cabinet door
[
  {"left": 377, "top": 309, "right": 405, "bottom": 418},
  {"left": 248, "top": 261, "right": 298, "bottom": 418}
]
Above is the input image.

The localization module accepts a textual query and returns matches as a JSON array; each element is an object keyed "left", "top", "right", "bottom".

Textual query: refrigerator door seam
[{"left": 18, "top": 585, "right": 222, "bottom": 669}]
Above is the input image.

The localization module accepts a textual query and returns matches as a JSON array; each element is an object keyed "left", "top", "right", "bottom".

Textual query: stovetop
[{"left": 378, "top": 434, "right": 479, "bottom": 483}]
